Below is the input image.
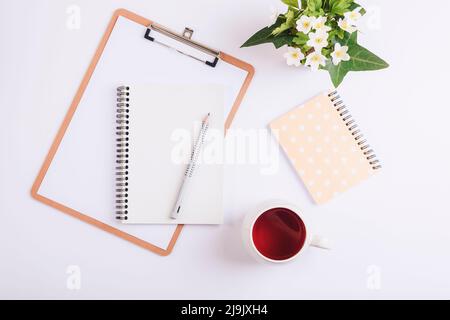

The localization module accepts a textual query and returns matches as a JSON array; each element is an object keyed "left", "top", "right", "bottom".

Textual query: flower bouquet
[{"left": 241, "top": 0, "right": 389, "bottom": 87}]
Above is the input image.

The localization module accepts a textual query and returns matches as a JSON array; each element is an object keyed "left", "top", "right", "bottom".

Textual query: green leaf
[
  {"left": 282, "top": 0, "right": 299, "bottom": 8},
  {"left": 323, "top": 59, "right": 347, "bottom": 88},
  {"left": 323, "top": 33, "right": 389, "bottom": 87},
  {"left": 347, "top": 31, "right": 357, "bottom": 42},
  {"left": 241, "top": 14, "right": 295, "bottom": 49},
  {"left": 329, "top": 0, "right": 353, "bottom": 15},
  {"left": 292, "top": 32, "right": 309, "bottom": 45},
  {"left": 346, "top": 43, "right": 389, "bottom": 71},
  {"left": 272, "top": 10, "right": 295, "bottom": 35},
  {"left": 273, "top": 35, "right": 295, "bottom": 48},
  {"left": 307, "top": 0, "right": 323, "bottom": 11},
  {"left": 241, "top": 18, "right": 283, "bottom": 48},
  {"left": 301, "top": 0, "right": 307, "bottom": 9},
  {"left": 323, "top": 0, "right": 332, "bottom": 11}
]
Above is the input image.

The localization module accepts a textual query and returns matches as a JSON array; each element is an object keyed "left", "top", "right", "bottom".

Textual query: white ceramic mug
[{"left": 242, "top": 200, "right": 330, "bottom": 264}]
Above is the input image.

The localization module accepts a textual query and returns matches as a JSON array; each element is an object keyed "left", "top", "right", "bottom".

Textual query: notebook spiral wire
[
  {"left": 328, "top": 91, "right": 381, "bottom": 170},
  {"left": 115, "top": 86, "right": 130, "bottom": 220}
]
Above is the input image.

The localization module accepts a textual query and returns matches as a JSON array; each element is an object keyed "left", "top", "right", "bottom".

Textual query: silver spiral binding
[
  {"left": 115, "top": 86, "right": 130, "bottom": 221},
  {"left": 328, "top": 91, "right": 381, "bottom": 170}
]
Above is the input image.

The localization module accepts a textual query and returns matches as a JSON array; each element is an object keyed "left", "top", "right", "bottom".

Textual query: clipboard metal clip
[{"left": 144, "top": 24, "right": 220, "bottom": 68}]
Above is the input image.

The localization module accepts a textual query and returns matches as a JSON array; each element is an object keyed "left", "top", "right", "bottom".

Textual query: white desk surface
[{"left": 1, "top": 0, "right": 450, "bottom": 299}]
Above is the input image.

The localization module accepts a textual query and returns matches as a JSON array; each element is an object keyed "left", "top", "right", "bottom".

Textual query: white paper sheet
[{"left": 124, "top": 84, "right": 224, "bottom": 224}]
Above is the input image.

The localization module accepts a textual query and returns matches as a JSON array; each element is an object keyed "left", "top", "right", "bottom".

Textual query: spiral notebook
[
  {"left": 115, "top": 84, "right": 224, "bottom": 224},
  {"left": 270, "top": 90, "right": 381, "bottom": 204}
]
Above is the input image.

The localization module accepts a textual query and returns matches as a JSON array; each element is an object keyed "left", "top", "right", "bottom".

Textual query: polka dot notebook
[{"left": 270, "top": 90, "right": 381, "bottom": 204}]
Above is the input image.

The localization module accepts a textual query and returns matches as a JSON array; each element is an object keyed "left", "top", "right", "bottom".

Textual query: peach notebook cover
[
  {"left": 270, "top": 90, "right": 381, "bottom": 204},
  {"left": 31, "top": 9, "right": 254, "bottom": 256}
]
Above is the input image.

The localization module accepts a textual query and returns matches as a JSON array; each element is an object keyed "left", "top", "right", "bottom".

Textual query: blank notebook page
[{"left": 123, "top": 84, "right": 224, "bottom": 224}]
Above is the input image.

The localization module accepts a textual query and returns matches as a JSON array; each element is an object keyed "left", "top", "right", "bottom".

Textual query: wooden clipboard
[{"left": 30, "top": 9, "right": 254, "bottom": 256}]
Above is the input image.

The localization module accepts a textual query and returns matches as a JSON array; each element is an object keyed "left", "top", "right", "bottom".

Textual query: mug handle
[{"left": 310, "top": 235, "right": 331, "bottom": 249}]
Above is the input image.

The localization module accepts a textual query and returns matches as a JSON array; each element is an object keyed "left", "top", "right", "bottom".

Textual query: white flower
[
  {"left": 312, "top": 16, "right": 331, "bottom": 33},
  {"left": 344, "top": 7, "right": 362, "bottom": 25},
  {"left": 283, "top": 47, "right": 305, "bottom": 67},
  {"left": 331, "top": 43, "right": 350, "bottom": 65},
  {"left": 338, "top": 18, "right": 357, "bottom": 33},
  {"left": 269, "top": 6, "right": 279, "bottom": 26},
  {"left": 307, "top": 31, "right": 329, "bottom": 50},
  {"left": 305, "top": 51, "right": 327, "bottom": 71},
  {"left": 296, "top": 15, "right": 314, "bottom": 34}
]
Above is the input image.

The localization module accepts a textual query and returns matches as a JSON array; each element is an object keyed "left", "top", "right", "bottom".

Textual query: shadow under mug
[{"left": 242, "top": 200, "right": 330, "bottom": 263}]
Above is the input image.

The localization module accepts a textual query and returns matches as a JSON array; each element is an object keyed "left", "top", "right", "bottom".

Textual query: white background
[{"left": 1, "top": 0, "right": 449, "bottom": 299}]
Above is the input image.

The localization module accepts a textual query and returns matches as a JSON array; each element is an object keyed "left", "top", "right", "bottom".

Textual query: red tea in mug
[{"left": 252, "top": 207, "right": 306, "bottom": 261}]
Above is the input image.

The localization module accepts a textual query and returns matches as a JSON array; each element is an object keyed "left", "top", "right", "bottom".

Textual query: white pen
[{"left": 170, "top": 113, "right": 210, "bottom": 219}]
